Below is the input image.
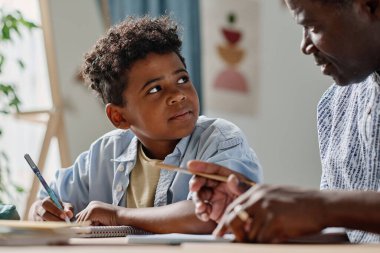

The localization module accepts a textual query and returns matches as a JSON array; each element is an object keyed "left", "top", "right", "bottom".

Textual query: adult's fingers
[
  {"left": 194, "top": 198, "right": 212, "bottom": 222},
  {"left": 189, "top": 174, "right": 207, "bottom": 192},
  {"left": 187, "top": 160, "right": 233, "bottom": 177},
  {"left": 227, "top": 210, "right": 249, "bottom": 242},
  {"left": 213, "top": 214, "right": 230, "bottom": 237},
  {"left": 227, "top": 174, "right": 251, "bottom": 195},
  {"left": 246, "top": 209, "right": 263, "bottom": 242},
  {"left": 213, "top": 194, "right": 249, "bottom": 237}
]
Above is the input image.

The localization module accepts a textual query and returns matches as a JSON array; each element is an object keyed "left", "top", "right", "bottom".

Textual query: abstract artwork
[
  {"left": 214, "top": 12, "right": 248, "bottom": 93},
  {"left": 201, "top": 0, "right": 260, "bottom": 115}
]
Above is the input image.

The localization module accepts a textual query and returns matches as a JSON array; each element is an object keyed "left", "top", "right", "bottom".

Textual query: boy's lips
[{"left": 169, "top": 109, "right": 193, "bottom": 120}]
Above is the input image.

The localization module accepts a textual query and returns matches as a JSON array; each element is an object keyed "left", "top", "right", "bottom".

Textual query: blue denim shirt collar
[
  {"left": 111, "top": 133, "right": 191, "bottom": 163},
  {"left": 112, "top": 136, "right": 139, "bottom": 163}
]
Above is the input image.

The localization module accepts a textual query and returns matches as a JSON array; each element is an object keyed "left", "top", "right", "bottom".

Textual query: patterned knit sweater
[{"left": 317, "top": 72, "right": 380, "bottom": 243}]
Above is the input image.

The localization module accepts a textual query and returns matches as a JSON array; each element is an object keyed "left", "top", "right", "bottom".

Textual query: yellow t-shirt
[{"left": 126, "top": 144, "right": 161, "bottom": 208}]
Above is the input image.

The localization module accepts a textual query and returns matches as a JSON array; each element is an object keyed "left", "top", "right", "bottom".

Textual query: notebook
[
  {"left": 288, "top": 227, "right": 348, "bottom": 244},
  {"left": 72, "top": 225, "right": 152, "bottom": 238},
  {"left": 126, "top": 233, "right": 234, "bottom": 245},
  {"left": 125, "top": 228, "right": 347, "bottom": 245}
]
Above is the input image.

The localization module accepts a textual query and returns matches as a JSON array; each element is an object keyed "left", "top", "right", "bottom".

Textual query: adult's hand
[
  {"left": 188, "top": 160, "right": 251, "bottom": 223},
  {"left": 214, "top": 185, "right": 326, "bottom": 243}
]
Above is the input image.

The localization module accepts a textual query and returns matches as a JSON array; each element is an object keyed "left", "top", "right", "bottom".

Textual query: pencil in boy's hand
[
  {"left": 24, "top": 154, "right": 71, "bottom": 223},
  {"left": 153, "top": 161, "right": 256, "bottom": 186}
]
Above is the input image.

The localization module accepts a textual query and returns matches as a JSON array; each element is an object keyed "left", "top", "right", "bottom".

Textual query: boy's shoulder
[
  {"left": 195, "top": 115, "right": 244, "bottom": 140},
  {"left": 90, "top": 129, "right": 135, "bottom": 149}
]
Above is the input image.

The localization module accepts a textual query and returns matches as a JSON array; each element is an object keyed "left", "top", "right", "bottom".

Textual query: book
[
  {"left": 71, "top": 225, "right": 152, "bottom": 238},
  {"left": 0, "top": 220, "right": 77, "bottom": 245},
  {"left": 126, "top": 233, "right": 234, "bottom": 245}
]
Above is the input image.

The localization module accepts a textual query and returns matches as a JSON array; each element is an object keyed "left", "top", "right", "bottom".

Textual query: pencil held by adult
[
  {"left": 188, "top": 160, "right": 254, "bottom": 223},
  {"left": 154, "top": 161, "right": 256, "bottom": 186}
]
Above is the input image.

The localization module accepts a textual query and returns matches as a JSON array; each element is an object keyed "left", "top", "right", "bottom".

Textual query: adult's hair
[{"left": 81, "top": 15, "right": 185, "bottom": 106}]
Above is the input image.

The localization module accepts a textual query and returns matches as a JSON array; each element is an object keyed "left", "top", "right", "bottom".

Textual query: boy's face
[
  {"left": 120, "top": 52, "right": 199, "bottom": 154},
  {"left": 286, "top": 0, "right": 380, "bottom": 86}
]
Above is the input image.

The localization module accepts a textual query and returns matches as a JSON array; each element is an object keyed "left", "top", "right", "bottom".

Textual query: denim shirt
[{"left": 39, "top": 116, "right": 263, "bottom": 215}]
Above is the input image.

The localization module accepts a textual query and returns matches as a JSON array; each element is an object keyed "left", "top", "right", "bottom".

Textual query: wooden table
[{"left": 0, "top": 238, "right": 379, "bottom": 253}]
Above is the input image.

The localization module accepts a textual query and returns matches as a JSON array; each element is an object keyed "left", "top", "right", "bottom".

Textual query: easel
[{"left": 17, "top": 0, "right": 71, "bottom": 219}]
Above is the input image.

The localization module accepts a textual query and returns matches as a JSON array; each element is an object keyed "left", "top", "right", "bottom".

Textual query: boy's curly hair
[{"left": 81, "top": 15, "right": 185, "bottom": 106}]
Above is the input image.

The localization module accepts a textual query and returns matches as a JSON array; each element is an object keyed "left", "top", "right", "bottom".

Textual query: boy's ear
[{"left": 105, "top": 103, "right": 130, "bottom": 129}]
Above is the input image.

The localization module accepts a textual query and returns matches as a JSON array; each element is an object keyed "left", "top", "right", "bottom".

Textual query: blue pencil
[{"left": 24, "top": 154, "right": 70, "bottom": 223}]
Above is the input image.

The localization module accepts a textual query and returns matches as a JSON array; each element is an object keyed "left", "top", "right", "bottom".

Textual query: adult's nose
[{"left": 300, "top": 29, "right": 316, "bottom": 55}]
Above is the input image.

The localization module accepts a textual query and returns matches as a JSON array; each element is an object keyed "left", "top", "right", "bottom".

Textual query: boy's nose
[{"left": 168, "top": 91, "right": 186, "bottom": 105}]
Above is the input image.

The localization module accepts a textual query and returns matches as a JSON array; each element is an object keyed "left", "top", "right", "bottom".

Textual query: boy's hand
[
  {"left": 29, "top": 196, "right": 74, "bottom": 222},
  {"left": 188, "top": 160, "right": 251, "bottom": 223},
  {"left": 75, "top": 201, "right": 121, "bottom": 226}
]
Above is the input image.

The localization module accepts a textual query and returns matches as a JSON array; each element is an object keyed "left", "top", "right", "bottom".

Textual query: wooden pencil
[{"left": 152, "top": 161, "right": 256, "bottom": 186}]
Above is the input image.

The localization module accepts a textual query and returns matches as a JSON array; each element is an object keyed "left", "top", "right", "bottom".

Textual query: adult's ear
[
  {"left": 357, "top": 0, "right": 380, "bottom": 18},
  {"left": 105, "top": 103, "right": 130, "bottom": 129}
]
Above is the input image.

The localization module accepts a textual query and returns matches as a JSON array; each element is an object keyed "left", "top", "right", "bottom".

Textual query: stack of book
[{"left": 0, "top": 220, "right": 76, "bottom": 245}]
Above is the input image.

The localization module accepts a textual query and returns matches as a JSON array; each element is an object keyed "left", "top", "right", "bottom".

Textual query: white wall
[
  {"left": 201, "top": 0, "right": 332, "bottom": 188},
  {"left": 48, "top": 0, "right": 113, "bottom": 161}
]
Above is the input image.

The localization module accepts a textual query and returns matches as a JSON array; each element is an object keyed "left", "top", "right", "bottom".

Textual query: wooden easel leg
[
  {"left": 56, "top": 114, "right": 70, "bottom": 168},
  {"left": 22, "top": 111, "right": 61, "bottom": 220}
]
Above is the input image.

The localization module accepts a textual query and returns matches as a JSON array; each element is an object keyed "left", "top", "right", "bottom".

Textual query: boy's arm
[{"left": 76, "top": 200, "right": 216, "bottom": 234}]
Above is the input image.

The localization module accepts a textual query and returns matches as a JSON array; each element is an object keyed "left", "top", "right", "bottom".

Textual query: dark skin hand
[
  {"left": 75, "top": 200, "right": 216, "bottom": 234},
  {"left": 215, "top": 185, "right": 380, "bottom": 243},
  {"left": 28, "top": 196, "right": 74, "bottom": 222},
  {"left": 214, "top": 185, "right": 326, "bottom": 243},
  {"left": 188, "top": 160, "right": 252, "bottom": 223}
]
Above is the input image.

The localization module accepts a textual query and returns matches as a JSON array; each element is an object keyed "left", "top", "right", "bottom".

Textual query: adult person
[{"left": 188, "top": 0, "right": 380, "bottom": 243}]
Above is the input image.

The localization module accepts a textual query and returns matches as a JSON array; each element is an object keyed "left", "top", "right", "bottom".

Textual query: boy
[{"left": 29, "top": 16, "right": 262, "bottom": 233}]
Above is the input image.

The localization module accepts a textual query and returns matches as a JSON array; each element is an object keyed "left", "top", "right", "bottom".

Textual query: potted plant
[{"left": 0, "top": 8, "right": 38, "bottom": 204}]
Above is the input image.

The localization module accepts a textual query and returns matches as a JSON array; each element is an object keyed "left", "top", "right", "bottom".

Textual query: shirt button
[
  {"left": 116, "top": 184, "right": 123, "bottom": 192},
  {"left": 117, "top": 164, "right": 125, "bottom": 172}
]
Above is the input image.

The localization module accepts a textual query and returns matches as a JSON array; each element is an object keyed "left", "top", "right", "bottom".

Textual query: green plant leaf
[
  {"left": 0, "top": 54, "right": 4, "bottom": 70},
  {"left": 0, "top": 8, "right": 36, "bottom": 202},
  {"left": 1, "top": 25, "right": 10, "bottom": 40},
  {"left": 20, "top": 18, "right": 39, "bottom": 30},
  {"left": 17, "top": 59, "right": 24, "bottom": 69}
]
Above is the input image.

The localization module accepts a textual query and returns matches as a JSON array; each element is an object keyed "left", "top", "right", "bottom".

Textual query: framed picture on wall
[{"left": 201, "top": 0, "right": 260, "bottom": 115}]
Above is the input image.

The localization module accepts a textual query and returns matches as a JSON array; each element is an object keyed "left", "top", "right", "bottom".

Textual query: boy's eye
[
  {"left": 148, "top": 85, "right": 162, "bottom": 94},
  {"left": 178, "top": 76, "right": 189, "bottom": 84}
]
